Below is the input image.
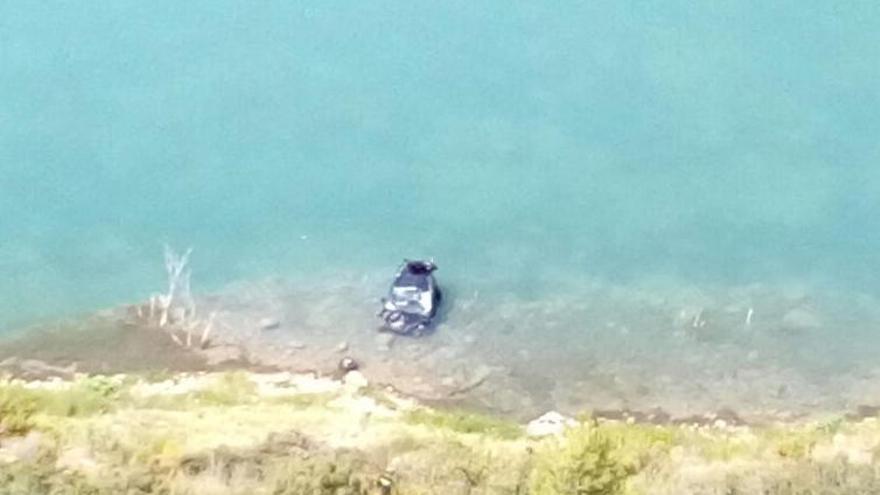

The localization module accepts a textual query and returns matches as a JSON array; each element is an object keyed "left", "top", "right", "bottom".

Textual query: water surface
[{"left": 2, "top": 1, "right": 880, "bottom": 417}]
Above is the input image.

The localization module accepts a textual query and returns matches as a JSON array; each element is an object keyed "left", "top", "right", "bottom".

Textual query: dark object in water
[
  {"left": 378, "top": 259, "right": 442, "bottom": 336},
  {"left": 338, "top": 356, "right": 359, "bottom": 373}
]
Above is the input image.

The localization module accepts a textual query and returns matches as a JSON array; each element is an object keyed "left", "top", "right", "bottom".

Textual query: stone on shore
[{"left": 526, "top": 411, "right": 577, "bottom": 437}]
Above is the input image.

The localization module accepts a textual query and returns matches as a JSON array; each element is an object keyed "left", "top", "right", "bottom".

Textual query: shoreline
[
  {"left": 1, "top": 318, "right": 878, "bottom": 430},
  {"left": 3, "top": 274, "right": 880, "bottom": 427}
]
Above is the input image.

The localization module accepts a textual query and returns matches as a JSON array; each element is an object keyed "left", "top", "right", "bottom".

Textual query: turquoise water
[{"left": 1, "top": 1, "right": 879, "bottom": 331}]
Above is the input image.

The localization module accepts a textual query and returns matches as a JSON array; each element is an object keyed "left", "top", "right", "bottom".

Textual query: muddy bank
[{"left": 0, "top": 317, "right": 209, "bottom": 377}]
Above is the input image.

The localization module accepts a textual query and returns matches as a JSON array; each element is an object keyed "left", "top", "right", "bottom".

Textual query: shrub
[
  {"left": 530, "top": 425, "right": 635, "bottom": 495},
  {"left": 0, "top": 385, "right": 38, "bottom": 435}
]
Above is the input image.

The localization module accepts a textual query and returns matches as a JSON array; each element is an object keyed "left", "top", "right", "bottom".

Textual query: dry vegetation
[{"left": 1, "top": 370, "right": 880, "bottom": 494}]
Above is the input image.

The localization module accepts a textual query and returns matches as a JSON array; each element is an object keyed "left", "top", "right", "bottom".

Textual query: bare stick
[
  {"left": 200, "top": 312, "right": 216, "bottom": 348},
  {"left": 185, "top": 321, "right": 195, "bottom": 348},
  {"left": 159, "top": 245, "right": 193, "bottom": 327}
]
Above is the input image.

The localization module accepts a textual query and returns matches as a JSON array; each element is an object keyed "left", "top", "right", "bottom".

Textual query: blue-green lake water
[{"left": 1, "top": 0, "right": 879, "bottom": 394}]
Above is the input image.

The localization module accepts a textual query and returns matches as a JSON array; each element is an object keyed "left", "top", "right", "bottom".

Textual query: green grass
[
  {"left": 403, "top": 407, "right": 523, "bottom": 440},
  {"left": 0, "top": 375, "right": 122, "bottom": 434},
  {"left": 191, "top": 371, "right": 257, "bottom": 406}
]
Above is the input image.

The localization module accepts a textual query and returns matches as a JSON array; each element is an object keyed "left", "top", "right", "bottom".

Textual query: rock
[
  {"left": 338, "top": 357, "right": 359, "bottom": 373},
  {"left": 201, "top": 345, "right": 244, "bottom": 366},
  {"left": 336, "top": 341, "right": 349, "bottom": 353},
  {"left": 0, "top": 431, "right": 43, "bottom": 462},
  {"left": 289, "top": 340, "right": 306, "bottom": 350},
  {"left": 377, "top": 473, "right": 394, "bottom": 495},
  {"left": 56, "top": 447, "right": 98, "bottom": 474},
  {"left": 441, "top": 376, "right": 457, "bottom": 387},
  {"left": 526, "top": 411, "right": 577, "bottom": 437},
  {"left": 781, "top": 307, "right": 822, "bottom": 331},
  {"left": 0, "top": 356, "right": 19, "bottom": 368},
  {"left": 375, "top": 333, "right": 395, "bottom": 351},
  {"left": 343, "top": 370, "right": 369, "bottom": 392},
  {"left": 19, "top": 359, "right": 76, "bottom": 379},
  {"left": 259, "top": 317, "right": 281, "bottom": 330}
]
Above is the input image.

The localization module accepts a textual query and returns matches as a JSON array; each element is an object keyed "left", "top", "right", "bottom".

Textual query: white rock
[
  {"left": 56, "top": 447, "right": 98, "bottom": 474},
  {"left": 259, "top": 317, "right": 281, "bottom": 330},
  {"left": 526, "top": 411, "right": 577, "bottom": 437},
  {"left": 343, "top": 370, "right": 369, "bottom": 392},
  {"left": 0, "top": 431, "right": 43, "bottom": 462},
  {"left": 336, "top": 341, "right": 349, "bottom": 353}
]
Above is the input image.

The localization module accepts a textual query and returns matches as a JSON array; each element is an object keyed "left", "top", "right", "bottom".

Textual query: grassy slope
[{"left": 1, "top": 371, "right": 880, "bottom": 494}]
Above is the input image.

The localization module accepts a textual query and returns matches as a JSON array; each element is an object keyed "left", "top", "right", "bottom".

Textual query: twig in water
[
  {"left": 159, "top": 245, "right": 193, "bottom": 327},
  {"left": 200, "top": 312, "right": 216, "bottom": 348}
]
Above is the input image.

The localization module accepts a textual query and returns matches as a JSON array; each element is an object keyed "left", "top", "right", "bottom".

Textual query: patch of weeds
[
  {"left": 693, "top": 433, "right": 753, "bottom": 462},
  {"left": 38, "top": 382, "right": 117, "bottom": 418},
  {"left": 530, "top": 424, "right": 636, "bottom": 495},
  {"left": 403, "top": 408, "right": 523, "bottom": 440},
  {"left": 271, "top": 452, "right": 371, "bottom": 495},
  {"left": 817, "top": 417, "right": 846, "bottom": 436},
  {"left": 0, "top": 455, "right": 170, "bottom": 495},
  {"left": 360, "top": 386, "right": 400, "bottom": 411},
  {"left": 592, "top": 421, "right": 678, "bottom": 467},
  {"left": 270, "top": 393, "right": 334, "bottom": 409},
  {"left": 0, "top": 375, "right": 122, "bottom": 426},
  {"left": 0, "top": 385, "right": 38, "bottom": 435},
  {"left": 767, "top": 426, "right": 821, "bottom": 460},
  {"left": 194, "top": 372, "right": 257, "bottom": 406},
  {"left": 759, "top": 458, "right": 880, "bottom": 495}
]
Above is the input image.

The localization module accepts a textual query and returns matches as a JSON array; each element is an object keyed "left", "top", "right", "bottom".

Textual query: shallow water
[{"left": 2, "top": 2, "right": 880, "bottom": 418}]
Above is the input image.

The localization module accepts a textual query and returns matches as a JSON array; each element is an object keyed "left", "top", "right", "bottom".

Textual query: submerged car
[{"left": 378, "top": 259, "right": 442, "bottom": 336}]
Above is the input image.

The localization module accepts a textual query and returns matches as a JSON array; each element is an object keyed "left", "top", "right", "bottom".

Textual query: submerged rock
[
  {"left": 259, "top": 317, "right": 281, "bottom": 330},
  {"left": 338, "top": 356, "right": 359, "bottom": 373},
  {"left": 781, "top": 307, "right": 822, "bottom": 331}
]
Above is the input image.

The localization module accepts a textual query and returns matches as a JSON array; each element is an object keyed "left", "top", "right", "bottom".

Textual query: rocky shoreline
[{"left": 4, "top": 274, "right": 880, "bottom": 428}]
